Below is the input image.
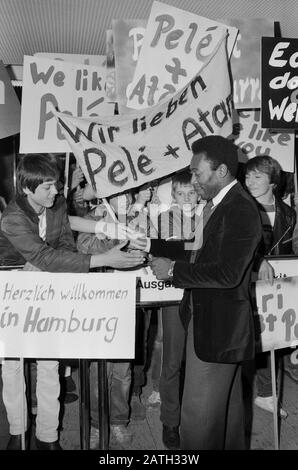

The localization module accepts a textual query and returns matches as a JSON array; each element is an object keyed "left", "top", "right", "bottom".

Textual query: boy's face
[
  {"left": 23, "top": 180, "right": 58, "bottom": 213},
  {"left": 245, "top": 170, "right": 273, "bottom": 200},
  {"left": 172, "top": 183, "right": 198, "bottom": 209}
]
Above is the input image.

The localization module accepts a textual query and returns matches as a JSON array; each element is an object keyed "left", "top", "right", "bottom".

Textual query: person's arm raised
[{"left": 90, "top": 241, "right": 146, "bottom": 269}]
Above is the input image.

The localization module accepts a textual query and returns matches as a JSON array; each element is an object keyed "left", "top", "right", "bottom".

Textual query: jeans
[
  {"left": 180, "top": 317, "right": 245, "bottom": 450},
  {"left": 2, "top": 359, "right": 60, "bottom": 442},
  {"left": 160, "top": 305, "right": 185, "bottom": 427},
  {"left": 90, "top": 360, "right": 131, "bottom": 427}
]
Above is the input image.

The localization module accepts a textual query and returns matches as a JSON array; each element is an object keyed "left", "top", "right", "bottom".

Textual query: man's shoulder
[
  {"left": 224, "top": 183, "right": 256, "bottom": 210},
  {"left": 1, "top": 199, "right": 24, "bottom": 224},
  {"left": 222, "top": 183, "right": 261, "bottom": 224},
  {"left": 276, "top": 196, "right": 295, "bottom": 217}
]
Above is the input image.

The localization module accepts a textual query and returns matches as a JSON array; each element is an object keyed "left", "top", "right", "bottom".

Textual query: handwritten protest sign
[
  {"left": 126, "top": 1, "right": 237, "bottom": 110},
  {"left": 113, "top": 18, "right": 147, "bottom": 114},
  {"left": 255, "top": 276, "right": 298, "bottom": 352},
  {"left": 231, "top": 109, "right": 294, "bottom": 172},
  {"left": 120, "top": 266, "right": 184, "bottom": 304},
  {"left": 0, "top": 271, "right": 136, "bottom": 359},
  {"left": 53, "top": 35, "right": 232, "bottom": 198},
  {"left": 0, "top": 60, "right": 21, "bottom": 139},
  {"left": 266, "top": 257, "right": 298, "bottom": 279},
  {"left": 222, "top": 18, "right": 274, "bottom": 109},
  {"left": 20, "top": 56, "right": 115, "bottom": 153},
  {"left": 261, "top": 37, "right": 298, "bottom": 129},
  {"left": 35, "top": 53, "right": 106, "bottom": 67}
]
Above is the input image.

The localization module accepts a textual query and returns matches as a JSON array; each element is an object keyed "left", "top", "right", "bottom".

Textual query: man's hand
[
  {"left": 73, "top": 187, "right": 85, "bottom": 205},
  {"left": 104, "top": 241, "right": 146, "bottom": 269},
  {"left": 258, "top": 259, "right": 275, "bottom": 285},
  {"left": 70, "top": 167, "right": 85, "bottom": 190},
  {"left": 151, "top": 256, "right": 173, "bottom": 280}
]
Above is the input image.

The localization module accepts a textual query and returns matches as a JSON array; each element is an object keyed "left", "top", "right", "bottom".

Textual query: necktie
[{"left": 190, "top": 199, "right": 214, "bottom": 263}]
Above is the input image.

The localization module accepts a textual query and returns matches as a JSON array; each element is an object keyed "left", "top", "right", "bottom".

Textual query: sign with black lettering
[
  {"left": 0, "top": 60, "right": 21, "bottom": 139},
  {"left": 127, "top": 266, "right": 184, "bottom": 303},
  {"left": 0, "top": 271, "right": 136, "bottom": 359},
  {"left": 20, "top": 56, "right": 115, "bottom": 153},
  {"left": 126, "top": 1, "right": 237, "bottom": 110},
  {"left": 53, "top": 35, "right": 232, "bottom": 198},
  {"left": 261, "top": 37, "right": 298, "bottom": 129}
]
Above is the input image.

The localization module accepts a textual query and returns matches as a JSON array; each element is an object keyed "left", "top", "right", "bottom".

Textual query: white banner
[
  {"left": 0, "top": 60, "right": 21, "bottom": 139},
  {"left": 126, "top": 1, "right": 237, "bottom": 110},
  {"left": 20, "top": 56, "right": 115, "bottom": 153},
  {"left": 255, "top": 275, "right": 298, "bottom": 352},
  {"left": 54, "top": 35, "right": 232, "bottom": 198},
  {"left": 34, "top": 53, "right": 106, "bottom": 67},
  {"left": 0, "top": 271, "right": 136, "bottom": 359},
  {"left": 266, "top": 257, "right": 298, "bottom": 279},
  {"left": 135, "top": 266, "right": 183, "bottom": 303}
]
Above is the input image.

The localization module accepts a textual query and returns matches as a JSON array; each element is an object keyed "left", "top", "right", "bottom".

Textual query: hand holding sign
[
  {"left": 70, "top": 167, "right": 85, "bottom": 190},
  {"left": 258, "top": 259, "right": 275, "bottom": 286}
]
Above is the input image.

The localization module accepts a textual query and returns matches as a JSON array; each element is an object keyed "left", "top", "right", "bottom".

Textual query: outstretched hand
[{"left": 104, "top": 241, "right": 146, "bottom": 269}]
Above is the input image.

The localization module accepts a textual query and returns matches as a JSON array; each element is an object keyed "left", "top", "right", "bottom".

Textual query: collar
[{"left": 212, "top": 179, "right": 237, "bottom": 208}]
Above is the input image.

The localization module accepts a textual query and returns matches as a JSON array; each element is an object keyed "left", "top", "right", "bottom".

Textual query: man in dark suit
[{"left": 151, "top": 135, "right": 262, "bottom": 450}]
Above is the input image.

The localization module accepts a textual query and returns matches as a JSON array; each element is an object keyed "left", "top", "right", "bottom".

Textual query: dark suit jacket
[{"left": 163, "top": 182, "right": 262, "bottom": 364}]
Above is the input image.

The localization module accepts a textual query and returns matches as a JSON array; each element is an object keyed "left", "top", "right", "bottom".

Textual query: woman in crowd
[{"left": 244, "top": 155, "right": 296, "bottom": 418}]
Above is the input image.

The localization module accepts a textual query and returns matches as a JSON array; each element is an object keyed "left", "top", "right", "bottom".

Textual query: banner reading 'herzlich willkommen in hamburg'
[{"left": 54, "top": 34, "right": 232, "bottom": 198}]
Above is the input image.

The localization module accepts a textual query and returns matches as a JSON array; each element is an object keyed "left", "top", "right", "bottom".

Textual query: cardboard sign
[
  {"left": 0, "top": 60, "right": 21, "bottom": 139},
  {"left": 222, "top": 18, "right": 274, "bottom": 109},
  {"left": 133, "top": 266, "right": 183, "bottom": 303},
  {"left": 266, "top": 257, "right": 298, "bottom": 279},
  {"left": 0, "top": 271, "right": 136, "bottom": 359},
  {"left": 54, "top": 35, "right": 232, "bottom": 198},
  {"left": 261, "top": 37, "right": 298, "bottom": 129},
  {"left": 255, "top": 275, "right": 298, "bottom": 352},
  {"left": 231, "top": 109, "right": 294, "bottom": 172},
  {"left": 126, "top": 1, "right": 238, "bottom": 110},
  {"left": 113, "top": 18, "right": 147, "bottom": 114},
  {"left": 20, "top": 56, "right": 115, "bottom": 153},
  {"left": 35, "top": 53, "right": 106, "bottom": 67}
]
